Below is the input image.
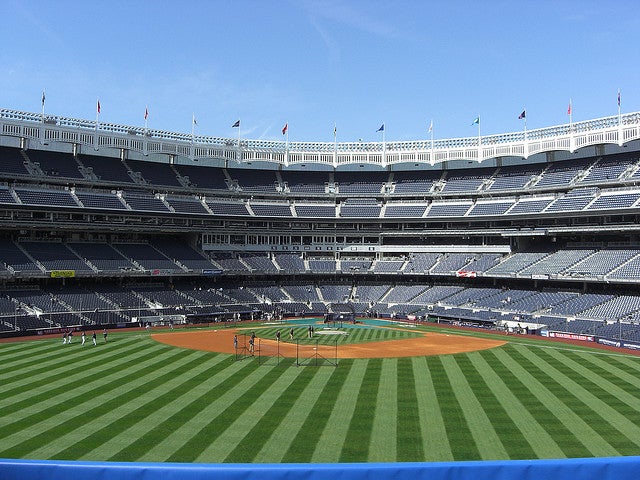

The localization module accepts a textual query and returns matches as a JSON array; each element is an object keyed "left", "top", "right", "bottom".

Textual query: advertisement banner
[
  {"left": 203, "top": 269, "right": 223, "bottom": 276},
  {"left": 549, "top": 331, "right": 594, "bottom": 342},
  {"left": 50, "top": 270, "right": 75, "bottom": 278},
  {"left": 456, "top": 270, "right": 477, "bottom": 278}
]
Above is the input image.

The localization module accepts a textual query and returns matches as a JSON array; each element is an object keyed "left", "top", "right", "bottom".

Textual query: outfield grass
[{"left": 1, "top": 324, "right": 640, "bottom": 463}]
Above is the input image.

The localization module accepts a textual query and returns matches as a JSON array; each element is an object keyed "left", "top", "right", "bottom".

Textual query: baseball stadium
[{"left": 1, "top": 108, "right": 640, "bottom": 480}]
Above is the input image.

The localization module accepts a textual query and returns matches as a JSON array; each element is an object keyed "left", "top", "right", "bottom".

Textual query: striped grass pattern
[
  {"left": 1, "top": 329, "right": 640, "bottom": 463},
  {"left": 249, "top": 325, "right": 422, "bottom": 346}
]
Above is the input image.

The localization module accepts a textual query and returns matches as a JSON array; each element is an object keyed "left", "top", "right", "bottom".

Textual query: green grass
[
  {"left": 1, "top": 325, "right": 640, "bottom": 463},
  {"left": 249, "top": 324, "right": 422, "bottom": 346}
]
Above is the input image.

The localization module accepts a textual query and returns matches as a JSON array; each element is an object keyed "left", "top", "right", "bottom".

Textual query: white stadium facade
[{"left": 2, "top": 107, "right": 640, "bottom": 350}]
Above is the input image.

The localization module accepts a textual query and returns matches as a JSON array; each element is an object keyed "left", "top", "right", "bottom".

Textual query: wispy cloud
[
  {"left": 7, "top": 0, "right": 67, "bottom": 49},
  {"left": 308, "top": 14, "right": 341, "bottom": 64},
  {"left": 300, "top": 0, "right": 397, "bottom": 38},
  {"left": 298, "top": 0, "right": 400, "bottom": 65},
  {"left": 257, "top": 123, "right": 274, "bottom": 140}
]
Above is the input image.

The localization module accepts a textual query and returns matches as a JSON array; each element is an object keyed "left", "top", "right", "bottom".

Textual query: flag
[
  {"left": 377, "top": 123, "right": 384, "bottom": 132},
  {"left": 618, "top": 89, "right": 621, "bottom": 107},
  {"left": 456, "top": 270, "right": 477, "bottom": 278},
  {"left": 192, "top": 114, "right": 197, "bottom": 126},
  {"left": 567, "top": 100, "right": 572, "bottom": 116},
  {"left": 282, "top": 123, "right": 288, "bottom": 135},
  {"left": 428, "top": 119, "right": 433, "bottom": 133},
  {"left": 144, "top": 107, "right": 148, "bottom": 120},
  {"left": 232, "top": 120, "right": 240, "bottom": 128},
  {"left": 471, "top": 116, "right": 479, "bottom": 125},
  {"left": 518, "top": 110, "right": 526, "bottom": 120},
  {"left": 97, "top": 100, "right": 101, "bottom": 114},
  {"left": 333, "top": 123, "right": 337, "bottom": 137},
  {"left": 41, "top": 91, "right": 45, "bottom": 107}
]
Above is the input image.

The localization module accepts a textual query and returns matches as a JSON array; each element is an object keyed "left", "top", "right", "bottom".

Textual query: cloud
[
  {"left": 6, "top": 1, "right": 67, "bottom": 49},
  {"left": 300, "top": 0, "right": 397, "bottom": 38},
  {"left": 308, "top": 14, "right": 341, "bottom": 64},
  {"left": 298, "top": 0, "right": 400, "bottom": 65}
]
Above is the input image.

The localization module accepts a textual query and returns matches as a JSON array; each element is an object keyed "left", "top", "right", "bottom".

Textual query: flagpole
[
  {"left": 618, "top": 89, "right": 622, "bottom": 125},
  {"left": 190, "top": 114, "right": 197, "bottom": 160},
  {"left": 285, "top": 122, "right": 289, "bottom": 166},
  {"left": 228, "top": 119, "right": 242, "bottom": 161},
  {"left": 94, "top": 98, "right": 100, "bottom": 150},
  {"left": 375, "top": 124, "right": 385, "bottom": 164},
  {"left": 40, "top": 91, "right": 46, "bottom": 145},
  {"left": 476, "top": 115, "right": 481, "bottom": 162},
  {"left": 382, "top": 123, "right": 386, "bottom": 167},
  {"left": 96, "top": 98, "right": 100, "bottom": 130},
  {"left": 568, "top": 99, "right": 575, "bottom": 153},
  {"left": 143, "top": 107, "right": 149, "bottom": 156},
  {"left": 237, "top": 119, "right": 241, "bottom": 162},
  {"left": 618, "top": 89, "right": 623, "bottom": 146},
  {"left": 522, "top": 109, "right": 528, "bottom": 158},
  {"left": 429, "top": 119, "right": 434, "bottom": 165},
  {"left": 333, "top": 122, "right": 337, "bottom": 168}
]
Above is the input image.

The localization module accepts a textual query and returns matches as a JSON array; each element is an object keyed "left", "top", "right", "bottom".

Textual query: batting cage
[
  {"left": 325, "top": 303, "right": 355, "bottom": 328},
  {"left": 234, "top": 338, "right": 339, "bottom": 367},
  {"left": 232, "top": 325, "right": 339, "bottom": 367},
  {"left": 294, "top": 338, "right": 339, "bottom": 367},
  {"left": 233, "top": 332, "right": 254, "bottom": 361},
  {"left": 255, "top": 337, "right": 287, "bottom": 366}
]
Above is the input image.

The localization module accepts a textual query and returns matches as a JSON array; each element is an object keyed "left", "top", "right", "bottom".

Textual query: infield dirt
[{"left": 152, "top": 327, "right": 506, "bottom": 358}]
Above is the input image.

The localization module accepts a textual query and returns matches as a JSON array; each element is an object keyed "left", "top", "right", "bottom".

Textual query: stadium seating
[
  {"left": 2, "top": 133, "right": 640, "bottom": 343},
  {"left": 126, "top": 159, "right": 183, "bottom": 188},
  {"left": 227, "top": 168, "right": 279, "bottom": 193},
  {"left": 24, "top": 149, "right": 84, "bottom": 179},
  {"left": 78, "top": 153, "right": 136, "bottom": 184}
]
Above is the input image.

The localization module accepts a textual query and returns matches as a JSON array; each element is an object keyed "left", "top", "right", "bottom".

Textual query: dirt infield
[{"left": 152, "top": 327, "right": 506, "bottom": 358}]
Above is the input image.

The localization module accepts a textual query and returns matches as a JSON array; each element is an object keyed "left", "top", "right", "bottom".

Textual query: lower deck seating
[{"left": 4, "top": 281, "right": 640, "bottom": 343}]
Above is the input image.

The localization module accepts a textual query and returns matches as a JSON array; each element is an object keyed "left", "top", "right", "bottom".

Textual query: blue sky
[{"left": 1, "top": 0, "right": 638, "bottom": 144}]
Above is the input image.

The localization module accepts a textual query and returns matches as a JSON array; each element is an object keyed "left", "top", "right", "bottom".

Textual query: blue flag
[
  {"left": 471, "top": 116, "right": 480, "bottom": 126},
  {"left": 377, "top": 123, "right": 384, "bottom": 132}
]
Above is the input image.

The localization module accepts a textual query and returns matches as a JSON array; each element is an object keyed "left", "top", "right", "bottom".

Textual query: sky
[{"left": 1, "top": 0, "right": 639, "bottom": 144}]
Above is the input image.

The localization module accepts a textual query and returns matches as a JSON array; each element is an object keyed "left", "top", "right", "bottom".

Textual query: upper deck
[{"left": 2, "top": 108, "right": 640, "bottom": 167}]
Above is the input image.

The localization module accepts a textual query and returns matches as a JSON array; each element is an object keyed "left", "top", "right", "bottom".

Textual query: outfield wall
[{"left": 1, "top": 457, "right": 640, "bottom": 480}]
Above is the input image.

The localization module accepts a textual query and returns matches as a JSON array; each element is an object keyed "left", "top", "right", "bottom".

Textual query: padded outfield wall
[{"left": 1, "top": 457, "right": 640, "bottom": 480}]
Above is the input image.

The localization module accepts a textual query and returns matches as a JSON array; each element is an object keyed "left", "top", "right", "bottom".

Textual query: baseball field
[{"left": 1, "top": 319, "right": 640, "bottom": 463}]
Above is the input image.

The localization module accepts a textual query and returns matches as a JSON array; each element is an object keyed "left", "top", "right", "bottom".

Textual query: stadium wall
[{"left": 1, "top": 457, "right": 640, "bottom": 480}]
